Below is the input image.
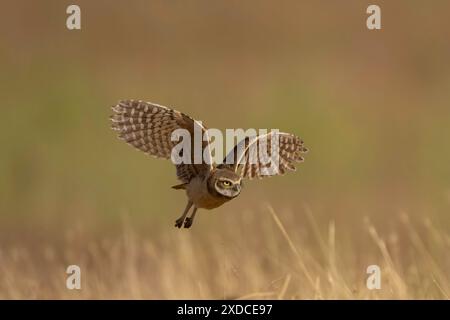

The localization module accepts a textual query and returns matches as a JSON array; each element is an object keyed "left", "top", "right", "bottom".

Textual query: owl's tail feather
[{"left": 172, "top": 183, "right": 188, "bottom": 190}]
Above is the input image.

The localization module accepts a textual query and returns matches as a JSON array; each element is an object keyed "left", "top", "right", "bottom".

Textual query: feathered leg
[
  {"left": 183, "top": 207, "right": 198, "bottom": 229},
  {"left": 175, "top": 201, "right": 193, "bottom": 228}
]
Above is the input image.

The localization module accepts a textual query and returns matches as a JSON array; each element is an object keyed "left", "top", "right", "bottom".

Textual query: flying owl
[{"left": 110, "top": 100, "right": 308, "bottom": 229}]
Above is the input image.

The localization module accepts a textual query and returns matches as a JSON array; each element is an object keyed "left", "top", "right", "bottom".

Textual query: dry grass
[
  {"left": 1, "top": 0, "right": 449, "bottom": 301},
  {"left": 0, "top": 205, "right": 448, "bottom": 299}
]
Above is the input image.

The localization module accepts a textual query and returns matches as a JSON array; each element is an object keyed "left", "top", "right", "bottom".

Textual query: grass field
[
  {"left": 1, "top": 1, "right": 449, "bottom": 299},
  {"left": 0, "top": 205, "right": 448, "bottom": 299}
]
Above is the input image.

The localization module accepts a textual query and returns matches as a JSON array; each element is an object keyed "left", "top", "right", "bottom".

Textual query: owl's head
[{"left": 210, "top": 168, "right": 242, "bottom": 198}]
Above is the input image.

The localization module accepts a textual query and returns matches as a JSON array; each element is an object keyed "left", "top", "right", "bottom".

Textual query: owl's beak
[{"left": 233, "top": 184, "right": 241, "bottom": 194}]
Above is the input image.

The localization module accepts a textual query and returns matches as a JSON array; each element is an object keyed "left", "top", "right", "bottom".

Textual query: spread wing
[
  {"left": 110, "top": 100, "right": 212, "bottom": 183},
  {"left": 220, "top": 131, "right": 308, "bottom": 179}
]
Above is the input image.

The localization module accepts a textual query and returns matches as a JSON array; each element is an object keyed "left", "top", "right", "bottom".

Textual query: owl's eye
[{"left": 222, "top": 181, "right": 232, "bottom": 187}]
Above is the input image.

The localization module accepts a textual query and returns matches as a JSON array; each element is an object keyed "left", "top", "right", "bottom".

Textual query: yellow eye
[{"left": 222, "top": 181, "right": 232, "bottom": 187}]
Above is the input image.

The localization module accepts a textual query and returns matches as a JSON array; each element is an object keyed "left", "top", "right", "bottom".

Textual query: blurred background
[{"left": 0, "top": 1, "right": 449, "bottom": 299}]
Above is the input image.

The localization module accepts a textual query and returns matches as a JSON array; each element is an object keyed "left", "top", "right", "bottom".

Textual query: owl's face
[{"left": 212, "top": 169, "right": 242, "bottom": 198}]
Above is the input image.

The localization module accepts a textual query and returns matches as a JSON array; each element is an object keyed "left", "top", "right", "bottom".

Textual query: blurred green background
[{"left": 1, "top": 0, "right": 449, "bottom": 238}]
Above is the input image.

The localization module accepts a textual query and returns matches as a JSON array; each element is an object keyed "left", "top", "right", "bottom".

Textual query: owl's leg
[
  {"left": 175, "top": 201, "right": 193, "bottom": 228},
  {"left": 183, "top": 207, "right": 198, "bottom": 229}
]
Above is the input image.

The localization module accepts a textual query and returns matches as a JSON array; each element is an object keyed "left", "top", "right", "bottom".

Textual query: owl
[{"left": 110, "top": 100, "right": 308, "bottom": 229}]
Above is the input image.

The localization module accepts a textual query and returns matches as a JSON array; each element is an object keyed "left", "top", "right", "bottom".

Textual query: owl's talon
[
  {"left": 184, "top": 217, "right": 193, "bottom": 228},
  {"left": 174, "top": 218, "right": 185, "bottom": 228}
]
